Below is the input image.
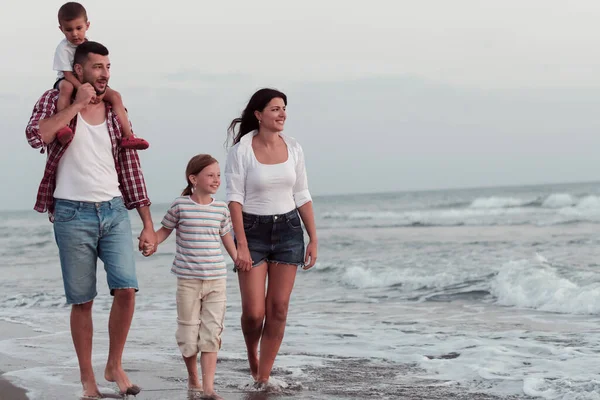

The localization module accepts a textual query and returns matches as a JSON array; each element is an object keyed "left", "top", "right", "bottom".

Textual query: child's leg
[
  {"left": 57, "top": 79, "right": 74, "bottom": 112},
  {"left": 198, "top": 279, "right": 227, "bottom": 398},
  {"left": 104, "top": 87, "right": 150, "bottom": 150},
  {"left": 175, "top": 278, "right": 203, "bottom": 390},
  {"left": 200, "top": 352, "right": 222, "bottom": 399},
  {"left": 183, "top": 354, "right": 202, "bottom": 390},
  {"left": 104, "top": 88, "right": 133, "bottom": 137},
  {"left": 55, "top": 80, "right": 75, "bottom": 144}
]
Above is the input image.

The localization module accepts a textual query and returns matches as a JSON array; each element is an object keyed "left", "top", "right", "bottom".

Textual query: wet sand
[
  {"left": 0, "top": 319, "right": 529, "bottom": 399},
  {"left": 0, "top": 374, "right": 28, "bottom": 400}
]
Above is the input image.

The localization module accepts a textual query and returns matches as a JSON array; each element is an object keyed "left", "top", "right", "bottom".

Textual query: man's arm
[
  {"left": 25, "top": 91, "right": 59, "bottom": 149},
  {"left": 136, "top": 205, "right": 157, "bottom": 256},
  {"left": 25, "top": 84, "right": 95, "bottom": 147},
  {"left": 118, "top": 118, "right": 155, "bottom": 254}
]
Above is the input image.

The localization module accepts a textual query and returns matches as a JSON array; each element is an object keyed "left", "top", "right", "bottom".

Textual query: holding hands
[{"left": 138, "top": 227, "right": 157, "bottom": 257}]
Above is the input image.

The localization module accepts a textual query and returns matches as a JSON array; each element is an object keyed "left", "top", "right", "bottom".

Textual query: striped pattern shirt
[
  {"left": 161, "top": 197, "right": 232, "bottom": 280},
  {"left": 25, "top": 89, "right": 150, "bottom": 220}
]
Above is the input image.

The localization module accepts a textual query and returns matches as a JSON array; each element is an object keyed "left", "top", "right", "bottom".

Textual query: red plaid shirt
[{"left": 26, "top": 89, "right": 151, "bottom": 220}]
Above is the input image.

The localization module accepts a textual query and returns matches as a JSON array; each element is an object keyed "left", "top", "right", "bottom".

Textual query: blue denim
[
  {"left": 53, "top": 197, "right": 138, "bottom": 304},
  {"left": 238, "top": 209, "right": 305, "bottom": 269}
]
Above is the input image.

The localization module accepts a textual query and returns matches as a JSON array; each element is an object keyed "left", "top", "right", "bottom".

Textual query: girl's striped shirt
[{"left": 161, "top": 196, "right": 232, "bottom": 280}]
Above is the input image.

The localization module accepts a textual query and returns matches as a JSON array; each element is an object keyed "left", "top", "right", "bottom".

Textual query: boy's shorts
[
  {"left": 53, "top": 77, "right": 65, "bottom": 90},
  {"left": 175, "top": 277, "right": 226, "bottom": 356}
]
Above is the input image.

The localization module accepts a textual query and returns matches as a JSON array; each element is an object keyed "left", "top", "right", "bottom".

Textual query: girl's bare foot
[{"left": 187, "top": 385, "right": 203, "bottom": 399}]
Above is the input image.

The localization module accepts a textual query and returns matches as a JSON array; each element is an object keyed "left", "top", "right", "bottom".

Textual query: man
[{"left": 25, "top": 41, "right": 157, "bottom": 398}]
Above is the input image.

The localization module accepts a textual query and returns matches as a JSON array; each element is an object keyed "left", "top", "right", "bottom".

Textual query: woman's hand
[
  {"left": 303, "top": 240, "right": 318, "bottom": 270},
  {"left": 235, "top": 244, "right": 253, "bottom": 272}
]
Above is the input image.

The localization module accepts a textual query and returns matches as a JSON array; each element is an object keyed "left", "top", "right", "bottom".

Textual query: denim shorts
[
  {"left": 53, "top": 197, "right": 138, "bottom": 304},
  {"left": 236, "top": 209, "right": 305, "bottom": 269},
  {"left": 53, "top": 77, "right": 65, "bottom": 90}
]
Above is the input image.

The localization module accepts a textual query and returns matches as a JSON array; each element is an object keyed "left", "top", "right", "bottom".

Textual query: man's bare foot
[
  {"left": 81, "top": 378, "right": 101, "bottom": 398},
  {"left": 104, "top": 365, "right": 139, "bottom": 395}
]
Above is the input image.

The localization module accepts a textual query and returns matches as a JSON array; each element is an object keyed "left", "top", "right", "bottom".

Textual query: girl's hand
[
  {"left": 303, "top": 240, "right": 318, "bottom": 270},
  {"left": 235, "top": 245, "right": 253, "bottom": 272}
]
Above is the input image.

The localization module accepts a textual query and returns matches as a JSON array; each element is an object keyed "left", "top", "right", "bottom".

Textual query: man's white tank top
[{"left": 54, "top": 113, "right": 121, "bottom": 202}]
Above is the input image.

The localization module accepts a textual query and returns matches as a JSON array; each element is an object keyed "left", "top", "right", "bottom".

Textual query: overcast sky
[{"left": 2, "top": 0, "right": 600, "bottom": 210}]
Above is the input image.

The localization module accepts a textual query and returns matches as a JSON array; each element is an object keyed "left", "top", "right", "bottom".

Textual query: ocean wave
[
  {"left": 490, "top": 260, "right": 600, "bottom": 315},
  {"left": 337, "top": 259, "right": 600, "bottom": 315},
  {"left": 541, "top": 193, "right": 577, "bottom": 208},
  {"left": 1, "top": 292, "right": 68, "bottom": 309},
  {"left": 523, "top": 376, "right": 600, "bottom": 400},
  {"left": 340, "top": 265, "right": 491, "bottom": 295},
  {"left": 469, "top": 196, "right": 539, "bottom": 209},
  {"left": 320, "top": 193, "right": 600, "bottom": 227}
]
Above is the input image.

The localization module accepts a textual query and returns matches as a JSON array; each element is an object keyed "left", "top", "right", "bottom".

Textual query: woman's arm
[
  {"left": 228, "top": 201, "right": 253, "bottom": 271},
  {"left": 298, "top": 202, "right": 317, "bottom": 269}
]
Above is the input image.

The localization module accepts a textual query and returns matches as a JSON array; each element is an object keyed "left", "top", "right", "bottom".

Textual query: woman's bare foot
[
  {"left": 104, "top": 365, "right": 139, "bottom": 395},
  {"left": 248, "top": 350, "right": 259, "bottom": 381},
  {"left": 200, "top": 392, "right": 224, "bottom": 400}
]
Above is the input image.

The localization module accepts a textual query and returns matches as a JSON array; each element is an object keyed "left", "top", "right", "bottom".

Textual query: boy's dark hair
[
  {"left": 73, "top": 41, "right": 109, "bottom": 68},
  {"left": 58, "top": 2, "right": 87, "bottom": 24}
]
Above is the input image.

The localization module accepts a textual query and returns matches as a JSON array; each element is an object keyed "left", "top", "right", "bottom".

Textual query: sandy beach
[
  {"left": 0, "top": 374, "right": 28, "bottom": 400},
  {"left": 0, "top": 316, "right": 526, "bottom": 400},
  {"left": 4, "top": 185, "right": 600, "bottom": 399}
]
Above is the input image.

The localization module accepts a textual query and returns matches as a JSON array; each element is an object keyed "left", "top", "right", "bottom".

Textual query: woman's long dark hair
[{"left": 227, "top": 88, "right": 287, "bottom": 146}]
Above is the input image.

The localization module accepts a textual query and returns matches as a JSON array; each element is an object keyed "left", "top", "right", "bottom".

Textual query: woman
[{"left": 225, "top": 88, "right": 317, "bottom": 388}]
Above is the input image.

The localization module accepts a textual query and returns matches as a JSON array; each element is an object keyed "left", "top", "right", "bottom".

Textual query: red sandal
[
  {"left": 56, "top": 126, "right": 74, "bottom": 145},
  {"left": 121, "top": 136, "right": 149, "bottom": 150}
]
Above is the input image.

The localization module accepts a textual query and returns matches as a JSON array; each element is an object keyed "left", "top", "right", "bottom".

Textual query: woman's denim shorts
[{"left": 236, "top": 209, "right": 305, "bottom": 269}]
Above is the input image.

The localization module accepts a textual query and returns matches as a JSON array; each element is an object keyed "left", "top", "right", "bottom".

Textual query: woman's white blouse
[{"left": 225, "top": 130, "right": 312, "bottom": 215}]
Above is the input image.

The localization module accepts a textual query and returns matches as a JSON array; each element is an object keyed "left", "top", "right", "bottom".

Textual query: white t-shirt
[
  {"left": 225, "top": 130, "right": 312, "bottom": 215},
  {"left": 53, "top": 38, "right": 80, "bottom": 80},
  {"left": 54, "top": 113, "right": 121, "bottom": 202}
]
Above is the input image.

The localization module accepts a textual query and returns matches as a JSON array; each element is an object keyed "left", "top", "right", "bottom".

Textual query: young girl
[{"left": 152, "top": 154, "right": 236, "bottom": 400}]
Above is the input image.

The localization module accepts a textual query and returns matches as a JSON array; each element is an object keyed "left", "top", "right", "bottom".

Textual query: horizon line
[{"left": 1, "top": 178, "right": 598, "bottom": 213}]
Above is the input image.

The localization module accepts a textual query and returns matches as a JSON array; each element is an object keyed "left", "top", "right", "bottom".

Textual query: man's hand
[
  {"left": 74, "top": 83, "right": 96, "bottom": 107},
  {"left": 138, "top": 227, "right": 157, "bottom": 257},
  {"left": 142, "top": 241, "right": 156, "bottom": 257}
]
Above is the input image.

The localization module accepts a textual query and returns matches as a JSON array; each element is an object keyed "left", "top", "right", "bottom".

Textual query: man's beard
[{"left": 82, "top": 74, "right": 107, "bottom": 96}]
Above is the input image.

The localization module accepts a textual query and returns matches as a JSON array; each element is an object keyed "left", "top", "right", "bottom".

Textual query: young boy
[{"left": 53, "top": 2, "right": 149, "bottom": 149}]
